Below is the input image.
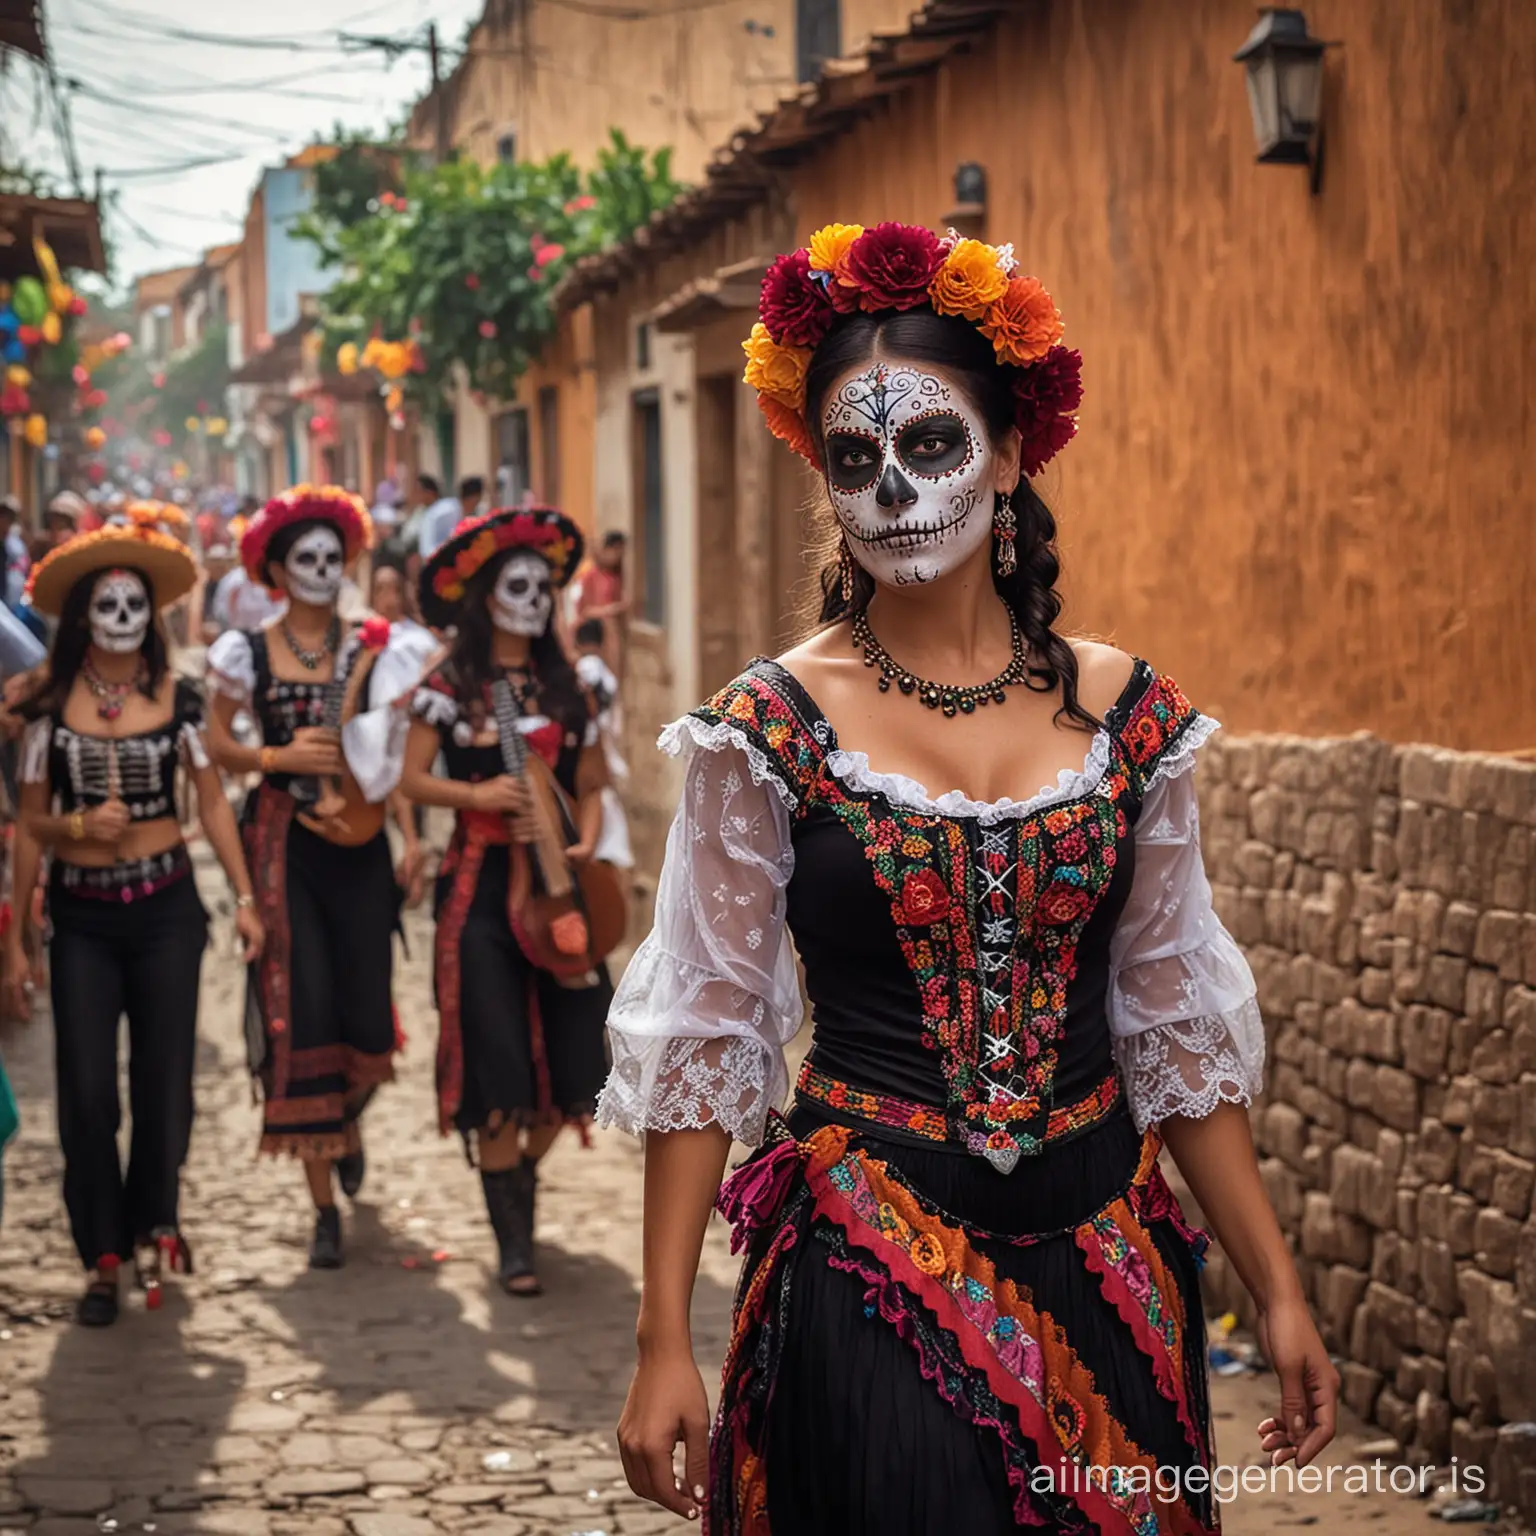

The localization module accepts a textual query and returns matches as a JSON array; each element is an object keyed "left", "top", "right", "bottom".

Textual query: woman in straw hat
[
  {"left": 2, "top": 519, "right": 265, "bottom": 1327},
  {"left": 204, "top": 486, "right": 432, "bottom": 1270},
  {"left": 400, "top": 506, "right": 616, "bottom": 1297}
]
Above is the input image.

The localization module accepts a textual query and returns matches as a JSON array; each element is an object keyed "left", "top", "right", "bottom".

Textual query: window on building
[
  {"left": 796, "top": 0, "right": 840, "bottom": 84},
  {"left": 536, "top": 385, "right": 560, "bottom": 505},
  {"left": 635, "top": 321, "right": 651, "bottom": 372},
  {"left": 496, "top": 407, "right": 531, "bottom": 505},
  {"left": 631, "top": 388, "right": 664, "bottom": 626},
  {"left": 496, "top": 129, "right": 518, "bottom": 164}
]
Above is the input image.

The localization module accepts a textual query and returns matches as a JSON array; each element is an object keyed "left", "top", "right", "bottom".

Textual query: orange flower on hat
[
  {"left": 741, "top": 322, "right": 809, "bottom": 409},
  {"left": 980, "top": 275, "right": 1064, "bottom": 366},
  {"left": 929, "top": 239, "right": 1010, "bottom": 322},
  {"left": 808, "top": 222, "right": 864, "bottom": 273},
  {"left": 757, "top": 395, "right": 820, "bottom": 466}
]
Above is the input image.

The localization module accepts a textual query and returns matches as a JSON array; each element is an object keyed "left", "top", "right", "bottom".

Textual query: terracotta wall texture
[{"left": 785, "top": 0, "right": 1535, "bottom": 750}]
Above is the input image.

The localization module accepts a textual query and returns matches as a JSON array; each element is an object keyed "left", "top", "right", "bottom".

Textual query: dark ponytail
[{"left": 802, "top": 308, "right": 1099, "bottom": 733}]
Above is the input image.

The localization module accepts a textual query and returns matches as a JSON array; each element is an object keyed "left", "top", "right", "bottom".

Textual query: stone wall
[{"left": 1193, "top": 732, "right": 1536, "bottom": 1507}]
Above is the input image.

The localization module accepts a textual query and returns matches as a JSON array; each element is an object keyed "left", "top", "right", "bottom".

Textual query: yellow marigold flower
[
  {"left": 902, "top": 834, "right": 932, "bottom": 857},
  {"left": 808, "top": 223, "right": 864, "bottom": 273},
  {"left": 741, "top": 322, "right": 809, "bottom": 408},
  {"left": 929, "top": 239, "right": 1010, "bottom": 321}
]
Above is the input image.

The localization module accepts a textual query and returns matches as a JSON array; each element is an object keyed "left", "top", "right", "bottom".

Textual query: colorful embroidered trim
[
  {"left": 795, "top": 1061, "right": 1122, "bottom": 1150},
  {"left": 709, "top": 1120, "right": 1215, "bottom": 1536}
]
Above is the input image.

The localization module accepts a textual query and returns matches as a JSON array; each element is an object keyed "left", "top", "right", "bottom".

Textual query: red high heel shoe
[{"left": 135, "top": 1229, "right": 193, "bottom": 1311}]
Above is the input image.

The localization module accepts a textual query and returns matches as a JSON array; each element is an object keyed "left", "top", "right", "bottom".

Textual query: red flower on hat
[
  {"left": 841, "top": 223, "right": 944, "bottom": 313},
  {"left": 759, "top": 249, "right": 836, "bottom": 347}
]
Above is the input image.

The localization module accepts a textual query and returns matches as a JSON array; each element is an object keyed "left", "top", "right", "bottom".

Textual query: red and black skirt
[
  {"left": 431, "top": 812, "right": 610, "bottom": 1142},
  {"left": 712, "top": 1091, "right": 1217, "bottom": 1535},
  {"left": 242, "top": 783, "right": 399, "bottom": 1159}
]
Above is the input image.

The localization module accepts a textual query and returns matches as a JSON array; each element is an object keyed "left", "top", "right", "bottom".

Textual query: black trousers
[{"left": 49, "top": 870, "right": 208, "bottom": 1268}]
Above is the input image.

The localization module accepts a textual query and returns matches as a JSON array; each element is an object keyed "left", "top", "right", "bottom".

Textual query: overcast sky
[{"left": 8, "top": 0, "right": 486, "bottom": 290}]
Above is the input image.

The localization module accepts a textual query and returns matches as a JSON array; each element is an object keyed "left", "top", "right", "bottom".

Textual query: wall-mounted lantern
[
  {"left": 944, "top": 162, "right": 987, "bottom": 239},
  {"left": 1233, "top": 8, "right": 1334, "bottom": 191}
]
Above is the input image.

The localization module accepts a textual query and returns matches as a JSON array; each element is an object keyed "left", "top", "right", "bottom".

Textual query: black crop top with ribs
[{"left": 30, "top": 679, "right": 206, "bottom": 823}]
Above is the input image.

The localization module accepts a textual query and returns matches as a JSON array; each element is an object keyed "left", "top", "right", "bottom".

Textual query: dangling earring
[
  {"left": 839, "top": 538, "right": 857, "bottom": 604},
  {"left": 994, "top": 491, "right": 1018, "bottom": 577}
]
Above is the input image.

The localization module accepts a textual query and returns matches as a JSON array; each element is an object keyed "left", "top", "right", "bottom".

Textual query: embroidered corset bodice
[
  {"left": 248, "top": 628, "right": 330, "bottom": 758},
  {"left": 692, "top": 660, "right": 1208, "bottom": 1171},
  {"left": 36, "top": 680, "right": 206, "bottom": 823}
]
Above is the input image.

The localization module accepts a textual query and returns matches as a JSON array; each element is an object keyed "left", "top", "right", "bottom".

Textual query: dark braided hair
[{"left": 802, "top": 307, "right": 1099, "bottom": 733}]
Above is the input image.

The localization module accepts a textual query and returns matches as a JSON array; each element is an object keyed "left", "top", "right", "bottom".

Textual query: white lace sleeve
[
  {"left": 1108, "top": 757, "right": 1265, "bottom": 1130},
  {"left": 596, "top": 736, "right": 802, "bottom": 1145},
  {"left": 205, "top": 629, "right": 254, "bottom": 701}
]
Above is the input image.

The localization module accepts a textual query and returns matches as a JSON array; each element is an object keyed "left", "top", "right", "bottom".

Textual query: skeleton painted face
[
  {"left": 88, "top": 569, "right": 151, "bottom": 654},
  {"left": 283, "top": 524, "right": 344, "bottom": 606},
  {"left": 821, "top": 364, "right": 995, "bottom": 588},
  {"left": 491, "top": 550, "right": 554, "bottom": 636}
]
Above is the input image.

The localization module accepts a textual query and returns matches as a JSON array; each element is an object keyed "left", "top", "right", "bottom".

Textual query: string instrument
[
  {"left": 491, "top": 676, "right": 626, "bottom": 979},
  {"left": 295, "top": 642, "right": 387, "bottom": 846}
]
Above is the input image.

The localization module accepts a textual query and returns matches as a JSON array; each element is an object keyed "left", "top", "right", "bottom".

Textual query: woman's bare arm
[
  {"left": 206, "top": 691, "right": 264, "bottom": 776},
  {"left": 398, "top": 719, "right": 476, "bottom": 810}
]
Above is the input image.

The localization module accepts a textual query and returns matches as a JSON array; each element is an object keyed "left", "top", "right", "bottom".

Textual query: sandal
[
  {"left": 134, "top": 1228, "right": 194, "bottom": 1311},
  {"left": 76, "top": 1256, "right": 121, "bottom": 1328}
]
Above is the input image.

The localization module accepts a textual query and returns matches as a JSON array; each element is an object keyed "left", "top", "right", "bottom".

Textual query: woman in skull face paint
[
  {"left": 401, "top": 507, "right": 613, "bottom": 1297},
  {"left": 204, "top": 487, "right": 434, "bottom": 1270},
  {"left": 4, "top": 524, "right": 265, "bottom": 1327},
  {"left": 604, "top": 228, "right": 1333, "bottom": 1533}
]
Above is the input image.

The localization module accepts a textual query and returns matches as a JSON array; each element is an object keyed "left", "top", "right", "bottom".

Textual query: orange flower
[
  {"left": 807, "top": 222, "right": 864, "bottom": 273},
  {"left": 929, "top": 239, "right": 1010, "bottom": 321},
  {"left": 757, "top": 395, "right": 819, "bottom": 465},
  {"left": 741, "top": 322, "right": 809, "bottom": 408},
  {"left": 980, "top": 275, "right": 1064, "bottom": 366},
  {"left": 909, "top": 1231, "right": 947, "bottom": 1276}
]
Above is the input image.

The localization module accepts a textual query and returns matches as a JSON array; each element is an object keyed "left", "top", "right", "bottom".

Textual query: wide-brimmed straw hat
[
  {"left": 418, "top": 505, "right": 584, "bottom": 629},
  {"left": 239, "top": 483, "right": 373, "bottom": 587},
  {"left": 25, "top": 522, "right": 197, "bottom": 616}
]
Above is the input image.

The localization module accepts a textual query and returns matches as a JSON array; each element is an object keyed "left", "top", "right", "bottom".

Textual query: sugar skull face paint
[
  {"left": 88, "top": 569, "right": 151, "bottom": 653},
  {"left": 283, "top": 524, "right": 344, "bottom": 606},
  {"left": 821, "top": 364, "right": 995, "bottom": 588},
  {"left": 491, "top": 550, "right": 554, "bottom": 636}
]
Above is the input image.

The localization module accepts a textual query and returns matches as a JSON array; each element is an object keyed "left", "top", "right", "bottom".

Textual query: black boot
[
  {"left": 335, "top": 1146, "right": 366, "bottom": 1200},
  {"left": 309, "top": 1205, "right": 344, "bottom": 1270},
  {"left": 76, "top": 1256, "right": 121, "bottom": 1328},
  {"left": 481, "top": 1165, "right": 540, "bottom": 1296}
]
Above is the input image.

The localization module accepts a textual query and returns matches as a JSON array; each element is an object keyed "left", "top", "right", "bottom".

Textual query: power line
[
  {"left": 69, "top": 82, "right": 310, "bottom": 140},
  {"left": 131, "top": 200, "right": 247, "bottom": 227},
  {"left": 99, "top": 151, "right": 260, "bottom": 179}
]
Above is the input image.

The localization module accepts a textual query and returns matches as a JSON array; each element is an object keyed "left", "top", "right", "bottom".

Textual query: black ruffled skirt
[{"left": 711, "top": 1102, "right": 1217, "bottom": 1535}]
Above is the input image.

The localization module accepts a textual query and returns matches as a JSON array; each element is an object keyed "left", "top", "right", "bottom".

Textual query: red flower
[
  {"left": 465, "top": 273, "right": 481, "bottom": 290},
  {"left": 1013, "top": 346, "right": 1083, "bottom": 422},
  {"left": 534, "top": 243, "right": 565, "bottom": 268},
  {"left": 564, "top": 194, "right": 597, "bottom": 214},
  {"left": 358, "top": 616, "right": 391, "bottom": 650},
  {"left": 1037, "top": 883, "right": 1091, "bottom": 925},
  {"left": 478, "top": 320, "right": 498, "bottom": 339},
  {"left": 841, "top": 223, "right": 944, "bottom": 313},
  {"left": 1018, "top": 414, "right": 1078, "bottom": 478},
  {"left": 759, "top": 249, "right": 836, "bottom": 347},
  {"left": 900, "top": 869, "right": 952, "bottom": 926}
]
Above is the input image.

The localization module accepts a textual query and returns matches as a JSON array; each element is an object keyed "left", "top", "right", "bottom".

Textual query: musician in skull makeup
[
  {"left": 4, "top": 523, "right": 264, "bottom": 1327},
  {"left": 204, "top": 486, "right": 434, "bottom": 1271},
  {"left": 402, "top": 507, "right": 617, "bottom": 1298}
]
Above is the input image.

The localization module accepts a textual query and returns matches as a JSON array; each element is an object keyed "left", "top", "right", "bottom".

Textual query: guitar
[
  {"left": 295, "top": 642, "right": 387, "bottom": 846},
  {"left": 490, "top": 676, "right": 626, "bottom": 978}
]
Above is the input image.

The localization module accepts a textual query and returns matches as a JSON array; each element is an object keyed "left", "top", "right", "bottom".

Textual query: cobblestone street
[{"left": 0, "top": 862, "right": 1491, "bottom": 1535}]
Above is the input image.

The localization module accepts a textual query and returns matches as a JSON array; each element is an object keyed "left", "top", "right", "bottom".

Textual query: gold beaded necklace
[{"left": 850, "top": 609, "right": 1032, "bottom": 718}]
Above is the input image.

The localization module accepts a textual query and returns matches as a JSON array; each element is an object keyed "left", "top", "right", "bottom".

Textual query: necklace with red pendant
[{"left": 82, "top": 657, "right": 144, "bottom": 722}]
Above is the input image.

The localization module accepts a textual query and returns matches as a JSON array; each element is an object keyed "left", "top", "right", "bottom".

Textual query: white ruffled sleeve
[
  {"left": 341, "top": 624, "right": 440, "bottom": 803},
  {"left": 205, "top": 629, "right": 255, "bottom": 701},
  {"left": 1108, "top": 754, "right": 1265, "bottom": 1131},
  {"left": 596, "top": 733, "right": 803, "bottom": 1145}
]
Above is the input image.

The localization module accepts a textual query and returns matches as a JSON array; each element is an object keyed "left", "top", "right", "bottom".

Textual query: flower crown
[
  {"left": 742, "top": 222, "right": 1083, "bottom": 476},
  {"left": 239, "top": 483, "right": 373, "bottom": 586}
]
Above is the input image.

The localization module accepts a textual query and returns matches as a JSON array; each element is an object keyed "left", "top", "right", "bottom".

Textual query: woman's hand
[
  {"left": 1255, "top": 1294, "right": 1340, "bottom": 1468},
  {"left": 82, "top": 798, "right": 130, "bottom": 843},
  {"left": 234, "top": 904, "right": 266, "bottom": 963},
  {"left": 280, "top": 727, "right": 343, "bottom": 777},
  {"left": 1, "top": 933, "right": 32, "bottom": 1024},
  {"left": 566, "top": 838, "right": 596, "bottom": 864},
  {"left": 470, "top": 775, "right": 529, "bottom": 815},
  {"left": 617, "top": 1343, "right": 711, "bottom": 1521},
  {"left": 396, "top": 842, "right": 425, "bottom": 907}
]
